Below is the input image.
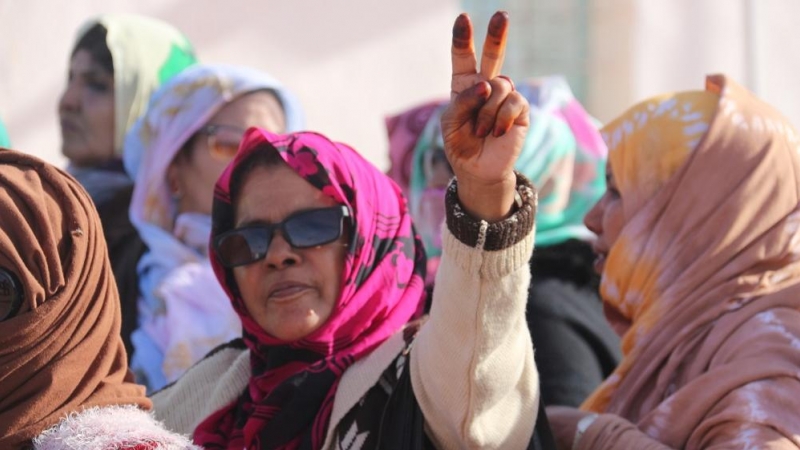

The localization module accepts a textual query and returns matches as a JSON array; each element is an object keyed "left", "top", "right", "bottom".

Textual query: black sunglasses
[{"left": 214, "top": 205, "right": 351, "bottom": 268}]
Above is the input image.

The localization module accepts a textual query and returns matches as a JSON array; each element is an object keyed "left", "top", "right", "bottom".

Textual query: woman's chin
[{"left": 264, "top": 309, "right": 324, "bottom": 342}]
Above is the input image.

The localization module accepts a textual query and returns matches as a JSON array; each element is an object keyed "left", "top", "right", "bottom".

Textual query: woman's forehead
[
  {"left": 69, "top": 50, "right": 113, "bottom": 77},
  {"left": 234, "top": 164, "right": 337, "bottom": 225}
]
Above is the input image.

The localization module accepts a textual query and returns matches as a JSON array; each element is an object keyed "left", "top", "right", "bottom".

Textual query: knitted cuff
[{"left": 445, "top": 171, "right": 537, "bottom": 251}]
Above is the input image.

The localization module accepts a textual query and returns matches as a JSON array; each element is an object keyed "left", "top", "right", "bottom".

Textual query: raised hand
[{"left": 441, "top": 11, "right": 530, "bottom": 223}]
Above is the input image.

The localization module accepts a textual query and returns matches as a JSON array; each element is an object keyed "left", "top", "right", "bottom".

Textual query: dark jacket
[
  {"left": 95, "top": 184, "right": 146, "bottom": 359},
  {"left": 527, "top": 239, "right": 622, "bottom": 407}
]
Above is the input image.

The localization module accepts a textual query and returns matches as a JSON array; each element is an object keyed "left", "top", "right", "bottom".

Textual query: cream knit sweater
[{"left": 152, "top": 216, "right": 538, "bottom": 449}]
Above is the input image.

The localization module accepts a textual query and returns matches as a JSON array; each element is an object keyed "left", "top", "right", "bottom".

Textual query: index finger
[
  {"left": 479, "top": 11, "right": 509, "bottom": 79},
  {"left": 451, "top": 14, "right": 477, "bottom": 80}
]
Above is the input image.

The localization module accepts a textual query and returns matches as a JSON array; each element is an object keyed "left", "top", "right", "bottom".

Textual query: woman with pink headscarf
[{"left": 152, "top": 11, "right": 548, "bottom": 449}]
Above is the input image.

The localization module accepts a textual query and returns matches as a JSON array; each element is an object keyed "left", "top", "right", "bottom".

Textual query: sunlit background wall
[{"left": 2, "top": 0, "right": 799, "bottom": 170}]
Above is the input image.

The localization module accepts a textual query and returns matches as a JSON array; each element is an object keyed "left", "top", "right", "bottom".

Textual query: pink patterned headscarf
[{"left": 194, "top": 128, "right": 427, "bottom": 449}]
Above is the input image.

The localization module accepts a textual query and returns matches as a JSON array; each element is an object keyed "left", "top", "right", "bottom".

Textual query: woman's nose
[
  {"left": 584, "top": 198, "right": 603, "bottom": 236},
  {"left": 59, "top": 83, "right": 81, "bottom": 113},
  {"left": 263, "top": 232, "right": 300, "bottom": 269}
]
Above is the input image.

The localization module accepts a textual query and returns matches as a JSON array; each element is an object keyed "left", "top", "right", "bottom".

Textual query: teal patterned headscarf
[
  {"left": 401, "top": 76, "right": 607, "bottom": 259},
  {"left": 0, "top": 118, "right": 10, "bottom": 147},
  {"left": 515, "top": 76, "right": 607, "bottom": 246}
]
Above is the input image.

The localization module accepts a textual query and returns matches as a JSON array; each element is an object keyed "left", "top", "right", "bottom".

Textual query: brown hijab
[
  {"left": 580, "top": 75, "right": 800, "bottom": 448},
  {"left": 0, "top": 150, "right": 150, "bottom": 447}
]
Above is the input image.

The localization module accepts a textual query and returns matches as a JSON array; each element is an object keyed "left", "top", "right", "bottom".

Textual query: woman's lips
[
  {"left": 268, "top": 282, "right": 312, "bottom": 303},
  {"left": 592, "top": 245, "right": 608, "bottom": 275},
  {"left": 59, "top": 118, "right": 82, "bottom": 136},
  {"left": 593, "top": 253, "right": 606, "bottom": 274}
]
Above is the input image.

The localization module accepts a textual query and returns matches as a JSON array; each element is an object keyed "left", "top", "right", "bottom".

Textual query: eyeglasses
[
  {"left": 214, "top": 206, "right": 351, "bottom": 268},
  {"left": 197, "top": 124, "right": 247, "bottom": 161}
]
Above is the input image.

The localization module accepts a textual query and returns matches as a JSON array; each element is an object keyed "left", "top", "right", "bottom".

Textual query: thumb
[{"left": 444, "top": 81, "right": 491, "bottom": 127}]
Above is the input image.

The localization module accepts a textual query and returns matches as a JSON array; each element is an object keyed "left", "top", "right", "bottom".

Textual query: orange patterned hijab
[{"left": 582, "top": 75, "right": 800, "bottom": 445}]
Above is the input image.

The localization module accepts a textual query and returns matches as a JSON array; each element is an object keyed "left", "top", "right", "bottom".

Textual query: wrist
[
  {"left": 445, "top": 172, "right": 536, "bottom": 251},
  {"left": 455, "top": 173, "right": 517, "bottom": 223}
]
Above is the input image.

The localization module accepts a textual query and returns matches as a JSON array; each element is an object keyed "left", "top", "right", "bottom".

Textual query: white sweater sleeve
[{"left": 410, "top": 224, "right": 538, "bottom": 450}]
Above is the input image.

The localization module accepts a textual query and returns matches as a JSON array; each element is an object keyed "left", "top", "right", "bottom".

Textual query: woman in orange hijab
[
  {"left": 0, "top": 150, "right": 196, "bottom": 449},
  {"left": 549, "top": 75, "right": 800, "bottom": 449}
]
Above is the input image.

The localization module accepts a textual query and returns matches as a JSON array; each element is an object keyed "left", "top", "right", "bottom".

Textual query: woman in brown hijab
[
  {"left": 548, "top": 75, "right": 800, "bottom": 449},
  {"left": 0, "top": 150, "right": 196, "bottom": 449}
]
